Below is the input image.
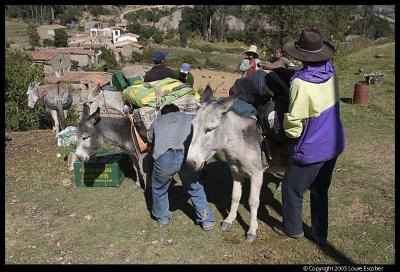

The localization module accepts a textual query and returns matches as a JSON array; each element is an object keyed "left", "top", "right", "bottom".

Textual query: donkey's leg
[
  {"left": 64, "top": 110, "right": 68, "bottom": 123},
  {"left": 246, "top": 170, "right": 263, "bottom": 242},
  {"left": 130, "top": 154, "right": 143, "bottom": 189},
  {"left": 221, "top": 172, "right": 243, "bottom": 231},
  {"left": 50, "top": 110, "right": 59, "bottom": 136}
]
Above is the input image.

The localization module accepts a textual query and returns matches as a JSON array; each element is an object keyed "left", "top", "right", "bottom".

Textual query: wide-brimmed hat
[
  {"left": 244, "top": 45, "right": 259, "bottom": 57},
  {"left": 284, "top": 29, "right": 335, "bottom": 62}
]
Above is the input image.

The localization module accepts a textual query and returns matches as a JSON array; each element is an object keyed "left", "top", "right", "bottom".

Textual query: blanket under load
[
  {"left": 122, "top": 77, "right": 200, "bottom": 108},
  {"left": 132, "top": 94, "right": 200, "bottom": 139}
]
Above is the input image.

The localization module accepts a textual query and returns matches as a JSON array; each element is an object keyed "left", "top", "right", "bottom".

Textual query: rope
[
  {"left": 127, "top": 113, "right": 142, "bottom": 157},
  {"left": 100, "top": 85, "right": 110, "bottom": 117}
]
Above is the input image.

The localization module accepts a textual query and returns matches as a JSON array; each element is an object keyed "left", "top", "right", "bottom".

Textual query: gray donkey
[
  {"left": 74, "top": 103, "right": 148, "bottom": 188},
  {"left": 186, "top": 85, "right": 264, "bottom": 242},
  {"left": 27, "top": 82, "right": 72, "bottom": 136}
]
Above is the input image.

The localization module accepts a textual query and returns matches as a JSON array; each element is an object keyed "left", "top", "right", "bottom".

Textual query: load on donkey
[{"left": 75, "top": 73, "right": 201, "bottom": 190}]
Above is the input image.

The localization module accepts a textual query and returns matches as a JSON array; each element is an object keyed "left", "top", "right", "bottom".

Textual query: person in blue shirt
[{"left": 147, "top": 104, "right": 215, "bottom": 230}]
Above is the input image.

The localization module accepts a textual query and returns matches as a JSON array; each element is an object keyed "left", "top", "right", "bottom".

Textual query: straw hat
[
  {"left": 244, "top": 45, "right": 259, "bottom": 57},
  {"left": 284, "top": 29, "right": 335, "bottom": 62}
]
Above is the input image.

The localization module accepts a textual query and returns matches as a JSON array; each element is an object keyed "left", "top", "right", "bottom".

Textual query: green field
[
  {"left": 5, "top": 43, "right": 395, "bottom": 264},
  {"left": 5, "top": 18, "right": 29, "bottom": 44}
]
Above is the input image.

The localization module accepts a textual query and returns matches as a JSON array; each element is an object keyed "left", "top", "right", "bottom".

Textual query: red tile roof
[
  {"left": 35, "top": 47, "right": 95, "bottom": 58},
  {"left": 25, "top": 51, "right": 62, "bottom": 61},
  {"left": 78, "top": 43, "right": 105, "bottom": 49},
  {"left": 55, "top": 47, "right": 95, "bottom": 57},
  {"left": 125, "top": 33, "right": 140, "bottom": 38},
  {"left": 114, "top": 41, "right": 144, "bottom": 48},
  {"left": 45, "top": 71, "right": 110, "bottom": 86},
  {"left": 81, "top": 74, "right": 110, "bottom": 86}
]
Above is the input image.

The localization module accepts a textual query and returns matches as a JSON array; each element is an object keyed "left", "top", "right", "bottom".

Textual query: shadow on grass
[
  {"left": 340, "top": 97, "right": 353, "bottom": 104},
  {"left": 199, "top": 159, "right": 356, "bottom": 265},
  {"left": 139, "top": 153, "right": 356, "bottom": 264}
]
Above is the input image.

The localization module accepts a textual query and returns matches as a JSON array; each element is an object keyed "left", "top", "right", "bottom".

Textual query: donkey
[
  {"left": 74, "top": 103, "right": 148, "bottom": 189},
  {"left": 186, "top": 85, "right": 264, "bottom": 242},
  {"left": 27, "top": 82, "right": 72, "bottom": 136}
]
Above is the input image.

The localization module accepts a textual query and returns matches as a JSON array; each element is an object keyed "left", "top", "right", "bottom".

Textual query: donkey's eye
[
  {"left": 205, "top": 127, "right": 215, "bottom": 133},
  {"left": 82, "top": 135, "right": 90, "bottom": 140}
]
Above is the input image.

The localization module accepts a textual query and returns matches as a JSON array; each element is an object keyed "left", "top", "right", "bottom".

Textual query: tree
[
  {"left": 71, "top": 60, "right": 79, "bottom": 71},
  {"left": 54, "top": 29, "right": 68, "bottom": 47},
  {"left": 27, "top": 25, "right": 40, "bottom": 47},
  {"left": 5, "top": 50, "right": 49, "bottom": 131},
  {"left": 100, "top": 47, "right": 118, "bottom": 71},
  {"left": 362, "top": 5, "right": 375, "bottom": 37},
  {"left": 43, "top": 39, "right": 54, "bottom": 47}
]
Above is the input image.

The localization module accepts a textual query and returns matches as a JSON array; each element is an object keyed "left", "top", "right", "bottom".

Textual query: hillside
[{"left": 5, "top": 41, "right": 395, "bottom": 264}]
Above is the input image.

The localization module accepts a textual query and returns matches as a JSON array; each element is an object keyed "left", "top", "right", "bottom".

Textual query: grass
[
  {"left": 5, "top": 42, "right": 395, "bottom": 264},
  {"left": 5, "top": 18, "right": 29, "bottom": 44}
]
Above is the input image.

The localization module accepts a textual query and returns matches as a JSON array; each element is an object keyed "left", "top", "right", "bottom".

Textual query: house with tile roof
[
  {"left": 37, "top": 24, "right": 68, "bottom": 41},
  {"left": 44, "top": 71, "right": 112, "bottom": 92},
  {"left": 114, "top": 41, "right": 144, "bottom": 59},
  {"left": 25, "top": 50, "right": 71, "bottom": 77}
]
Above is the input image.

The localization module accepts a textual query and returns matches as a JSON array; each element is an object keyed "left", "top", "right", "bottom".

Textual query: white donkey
[
  {"left": 27, "top": 82, "right": 72, "bottom": 136},
  {"left": 186, "top": 85, "right": 264, "bottom": 242}
]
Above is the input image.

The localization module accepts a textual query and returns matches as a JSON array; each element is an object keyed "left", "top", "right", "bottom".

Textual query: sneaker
[
  {"left": 158, "top": 220, "right": 170, "bottom": 228},
  {"left": 202, "top": 221, "right": 215, "bottom": 231},
  {"left": 272, "top": 225, "right": 304, "bottom": 239}
]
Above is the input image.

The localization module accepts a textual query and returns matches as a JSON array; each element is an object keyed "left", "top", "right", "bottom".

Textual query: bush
[
  {"left": 153, "top": 33, "right": 164, "bottom": 44},
  {"left": 130, "top": 51, "right": 144, "bottom": 63},
  {"left": 164, "top": 30, "right": 176, "bottom": 40},
  {"left": 43, "top": 39, "right": 54, "bottom": 47},
  {"left": 224, "top": 47, "right": 245, "bottom": 54},
  {"left": 65, "top": 104, "right": 80, "bottom": 127},
  {"left": 198, "top": 45, "right": 213, "bottom": 53},
  {"left": 54, "top": 29, "right": 68, "bottom": 47},
  {"left": 70, "top": 60, "right": 79, "bottom": 71},
  {"left": 203, "top": 58, "right": 223, "bottom": 69},
  {"left": 226, "top": 31, "right": 244, "bottom": 43},
  {"left": 5, "top": 50, "right": 48, "bottom": 131},
  {"left": 100, "top": 47, "right": 118, "bottom": 71}
]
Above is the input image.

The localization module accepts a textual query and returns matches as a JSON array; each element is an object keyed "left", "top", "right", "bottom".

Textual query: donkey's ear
[
  {"left": 217, "top": 95, "right": 237, "bottom": 114},
  {"left": 89, "top": 107, "right": 101, "bottom": 125},
  {"left": 82, "top": 103, "right": 90, "bottom": 117},
  {"left": 200, "top": 84, "right": 213, "bottom": 104}
]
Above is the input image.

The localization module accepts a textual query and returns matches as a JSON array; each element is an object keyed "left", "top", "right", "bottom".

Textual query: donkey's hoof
[
  {"left": 221, "top": 221, "right": 232, "bottom": 231},
  {"left": 245, "top": 234, "right": 257, "bottom": 242}
]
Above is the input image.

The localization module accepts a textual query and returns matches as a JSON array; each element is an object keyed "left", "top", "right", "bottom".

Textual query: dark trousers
[{"left": 282, "top": 157, "right": 337, "bottom": 237}]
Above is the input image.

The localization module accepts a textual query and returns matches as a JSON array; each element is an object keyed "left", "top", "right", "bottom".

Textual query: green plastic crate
[
  {"left": 74, "top": 149, "right": 127, "bottom": 187},
  {"left": 126, "top": 75, "right": 143, "bottom": 86},
  {"left": 112, "top": 71, "right": 129, "bottom": 92}
]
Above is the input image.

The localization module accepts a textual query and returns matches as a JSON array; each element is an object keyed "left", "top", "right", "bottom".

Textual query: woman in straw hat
[
  {"left": 239, "top": 45, "right": 261, "bottom": 78},
  {"left": 262, "top": 29, "right": 346, "bottom": 246}
]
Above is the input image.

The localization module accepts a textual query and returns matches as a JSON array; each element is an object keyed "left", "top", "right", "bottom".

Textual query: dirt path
[{"left": 127, "top": 64, "right": 241, "bottom": 98}]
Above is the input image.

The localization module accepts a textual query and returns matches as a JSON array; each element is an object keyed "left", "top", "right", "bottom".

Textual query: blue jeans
[{"left": 151, "top": 149, "right": 215, "bottom": 225}]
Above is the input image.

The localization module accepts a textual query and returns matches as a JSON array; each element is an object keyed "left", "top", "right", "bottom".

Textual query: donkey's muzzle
[{"left": 186, "top": 158, "right": 205, "bottom": 171}]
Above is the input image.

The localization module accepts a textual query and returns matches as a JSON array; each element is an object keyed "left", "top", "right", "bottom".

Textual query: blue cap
[
  {"left": 180, "top": 63, "right": 190, "bottom": 74},
  {"left": 152, "top": 51, "right": 168, "bottom": 62}
]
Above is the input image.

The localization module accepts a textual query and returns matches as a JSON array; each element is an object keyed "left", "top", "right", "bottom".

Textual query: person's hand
[{"left": 260, "top": 61, "right": 275, "bottom": 70}]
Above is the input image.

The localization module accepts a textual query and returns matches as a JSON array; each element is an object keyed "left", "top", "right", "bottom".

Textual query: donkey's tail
[{"left": 57, "top": 83, "right": 67, "bottom": 131}]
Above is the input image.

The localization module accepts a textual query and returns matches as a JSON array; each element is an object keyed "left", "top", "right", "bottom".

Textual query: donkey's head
[
  {"left": 26, "top": 81, "right": 41, "bottom": 108},
  {"left": 186, "top": 84, "right": 236, "bottom": 171},
  {"left": 75, "top": 103, "right": 103, "bottom": 162}
]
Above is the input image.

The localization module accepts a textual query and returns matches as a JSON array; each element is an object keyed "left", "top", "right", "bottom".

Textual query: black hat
[{"left": 284, "top": 29, "right": 336, "bottom": 62}]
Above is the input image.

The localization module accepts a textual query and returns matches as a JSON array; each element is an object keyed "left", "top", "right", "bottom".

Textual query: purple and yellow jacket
[{"left": 283, "top": 61, "right": 346, "bottom": 165}]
